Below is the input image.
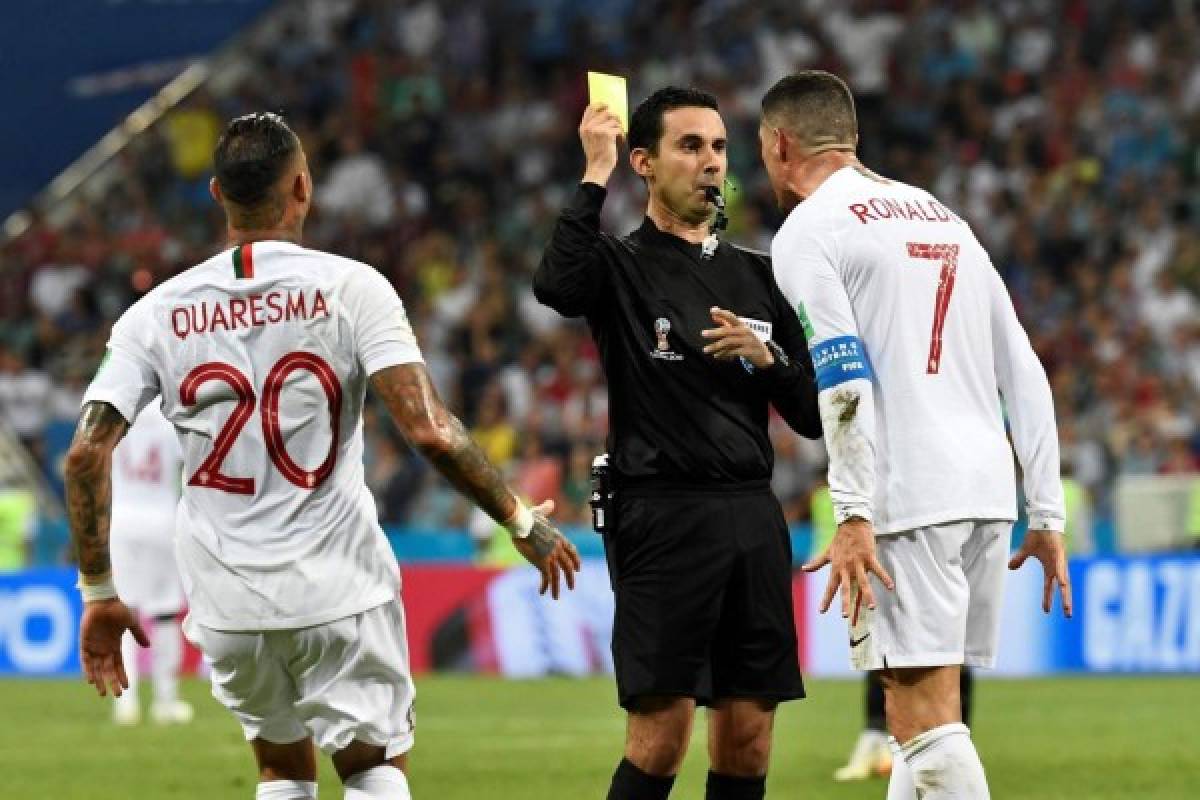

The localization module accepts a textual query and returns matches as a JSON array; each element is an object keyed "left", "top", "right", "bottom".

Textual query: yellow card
[{"left": 587, "top": 71, "right": 628, "bottom": 133}]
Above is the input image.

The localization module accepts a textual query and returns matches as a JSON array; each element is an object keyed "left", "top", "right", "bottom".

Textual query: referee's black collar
[{"left": 632, "top": 216, "right": 711, "bottom": 254}]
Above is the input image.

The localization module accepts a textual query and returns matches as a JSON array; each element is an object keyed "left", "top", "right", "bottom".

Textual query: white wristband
[
  {"left": 77, "top": 573, "right": 118, "bottom": 603},
  {"left": 503, "top": 499, "right": 535, "bottom": 539}
]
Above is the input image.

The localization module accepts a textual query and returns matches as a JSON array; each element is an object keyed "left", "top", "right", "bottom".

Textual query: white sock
[
  {"left": 886, "top": 736, "right": 916, "bottom": 800},
  {"left": 901, "top": 723, "right": 990, "bottom": 799},
  {"left": 151, "top": 617, "right": 183, "bottom": 706},
  {"left": 343, "top": 765, "right": 411, "bottom": 799},
  {"left": 864, "top": 728, "right": 889, "bottom": 746},
  {"left": 115, "top": 630, "right": 139, "bottom": 711},
  {"left": 255, "top": 779, "right": 317, "bottom": 799}
]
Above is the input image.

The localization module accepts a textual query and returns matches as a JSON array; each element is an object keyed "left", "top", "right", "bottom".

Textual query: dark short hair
[
  {"left": 628, "top": 87, "right": 719, "bottom": 153},
  {"left": 761, "top": 71, "right": 857, "bottom": 150},
  {"left": 213, "top": 112, "right": 300, "bottom": 208}
]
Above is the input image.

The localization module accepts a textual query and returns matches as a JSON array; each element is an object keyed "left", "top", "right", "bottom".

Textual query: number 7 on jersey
[{"left": 906, "top": 242, "right": 960, "bottom": 374}]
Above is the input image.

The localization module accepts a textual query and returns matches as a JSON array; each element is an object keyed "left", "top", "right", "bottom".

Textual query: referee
[{"left": 534, "top": 88, "right": 821, "bottom": 800}]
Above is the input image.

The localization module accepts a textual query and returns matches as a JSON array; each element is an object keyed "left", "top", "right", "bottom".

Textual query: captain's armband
[{"left": 810, "top": 336, "right": 873, "bottom": 391}]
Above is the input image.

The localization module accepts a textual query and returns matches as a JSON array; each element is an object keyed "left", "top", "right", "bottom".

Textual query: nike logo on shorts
[{"left": 850, "top": 633, "right": 870, "bottom": 648}]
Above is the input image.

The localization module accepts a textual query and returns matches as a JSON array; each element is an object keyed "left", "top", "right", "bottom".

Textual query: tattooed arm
[
  {"left": 65, "top": 401, "right": 129, "bottom": 580},
  {"left": 66, "top": 401, "right": 149, "bottom": 698},
  {"left": 369, "top": 363, "right": 581, "bottom": 596}
]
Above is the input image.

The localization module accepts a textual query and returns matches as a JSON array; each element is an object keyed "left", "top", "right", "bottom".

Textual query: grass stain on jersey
[{"left": 832, "top": 389, "right": 860, "bottom": 424}]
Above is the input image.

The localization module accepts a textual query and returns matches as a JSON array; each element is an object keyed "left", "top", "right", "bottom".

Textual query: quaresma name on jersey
[
  {"left": 84, "top": 241, "right": 424, "bottom": 631},
  {"left": 110, "top": 400, "right": 182, "bottom": 541},
  {"left": 771, "top": 167, "right": 1064, "bottom": 534}
]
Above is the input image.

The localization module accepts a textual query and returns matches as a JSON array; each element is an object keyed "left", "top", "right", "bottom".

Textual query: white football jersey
[
  {"left": 111, "top": 401, "right": 182, "bottom": 539},
  {"left": 84, "top": 240, "right": 423, "bottom": 630},
  {"left": 772, "top": 166, "right": 1064, "bottom": 533}
]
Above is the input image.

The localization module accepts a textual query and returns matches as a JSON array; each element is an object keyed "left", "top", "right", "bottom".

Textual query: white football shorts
[
  {"left": 184, "top": 598, "right": 415, "bottom": 757},
  {"left": 111, "top": 528, "right": 185, "bottom": 617},
  {"left": 848, "top": 519, "right": 1011, "bottom": 671}
]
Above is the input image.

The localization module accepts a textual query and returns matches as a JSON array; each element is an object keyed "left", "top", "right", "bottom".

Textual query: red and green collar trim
[{"left": 232, "top": 243, "right": 255, "bottom": 279}]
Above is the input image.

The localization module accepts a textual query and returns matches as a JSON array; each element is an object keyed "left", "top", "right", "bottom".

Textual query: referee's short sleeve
[{"left": 345, "top": 263, "right": 424, "bottom": 377}]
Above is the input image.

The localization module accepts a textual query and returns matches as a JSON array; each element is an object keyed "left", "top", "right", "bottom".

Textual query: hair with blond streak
[{"left": 761, "top": 71, "right": 858, "bottom": 154}]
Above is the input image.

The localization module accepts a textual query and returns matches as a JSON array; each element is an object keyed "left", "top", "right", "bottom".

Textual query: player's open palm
[
  {"left": 1009, "top": 530, "right": 1072, "bottom": 618},
  {"left": 80, "top": 598, "right": 149, "bottom": 698},
  {"left": 803, "top": 517, "right": 895, "bottom": 620},
  {"left": 512, "top": 499, "right": 583, "bottom": 600}
]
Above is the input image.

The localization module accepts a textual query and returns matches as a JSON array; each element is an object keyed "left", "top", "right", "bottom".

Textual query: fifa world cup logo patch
[
  {"left": 650, "top": 317, "right": 683, "bottom": 361},
  {"left": 655, "top": 317, "right": 671, "bottom": 351}
]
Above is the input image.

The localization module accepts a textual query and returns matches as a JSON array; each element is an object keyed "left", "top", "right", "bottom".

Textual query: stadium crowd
[{"left": 1, "top": 0, "right": 1197, "bottom": 553}]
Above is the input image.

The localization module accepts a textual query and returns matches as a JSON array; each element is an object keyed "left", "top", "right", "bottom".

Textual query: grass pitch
[{"left": 1, "top": 675, "right": 1194, "bottom": 798}]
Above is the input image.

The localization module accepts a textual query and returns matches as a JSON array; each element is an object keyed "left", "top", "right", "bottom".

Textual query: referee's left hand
[
  {"left": 803, "top": 517, "right": 895, "bottom": 620},
  {"left": 702, "top": 307, "right": 773, "bottom": 368}
]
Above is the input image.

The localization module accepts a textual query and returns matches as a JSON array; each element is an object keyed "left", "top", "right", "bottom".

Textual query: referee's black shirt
[{"left": 533, "top": 182, "right": 821, "bottom": 488}]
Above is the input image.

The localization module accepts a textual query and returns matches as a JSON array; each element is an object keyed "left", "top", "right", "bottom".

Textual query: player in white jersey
[
  {"left": 757, "top": 73, "right": 1072, "bottom": 800},
  {"left": 65, "top": 112, "right": 580, "bottom": 800},
  {"left": 108, "top": 400, "right": 192, "bottom": 726}
]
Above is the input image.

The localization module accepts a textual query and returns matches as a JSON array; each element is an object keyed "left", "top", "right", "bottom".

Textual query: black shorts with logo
[{"left": 602, "top": 481, "right": 805, "bottom": 710}]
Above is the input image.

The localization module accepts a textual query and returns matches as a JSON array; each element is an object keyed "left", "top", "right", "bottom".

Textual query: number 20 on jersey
[{"left": 180, "top": 351, "right": 342, "bottom": 494}]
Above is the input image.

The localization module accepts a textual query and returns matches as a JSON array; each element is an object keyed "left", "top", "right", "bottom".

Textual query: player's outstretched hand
[
  {"left": 512, "top": 499, "right": 583, "bottom": 600},
  {"left": 1008, "top": 529, "right": 1072, "bottom": 618},
  {"left": 80, "top": 598, "right": 149, "bottom": 698},
  {"left": 802, "top": 517, "right": 895, "bottom": 620},
  {"left": 702, "top": 307, "right": 774, "bottom": 368}
]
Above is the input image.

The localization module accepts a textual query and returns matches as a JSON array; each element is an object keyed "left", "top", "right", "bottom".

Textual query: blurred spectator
[
  {"left": 560, "top": 443, "right": 596, "bottom": 526},
  {"left": 318, "top": 133, "right": 396, "bottom": 226},
  {"left": 1061, "top": 459, "right": 1094, "bottom": 555},
  {"left": 771, "top": 425, "right": 817, "bottom": 525},
  {"left": 1161, "top": 438, "right": 1200, "bottom": 475},
  {"left": 1189, "top": 481, "right": 1200, "bottom": 549},
  {"left": 513, "top": 433, "right": 562, "bottom": 510},
  {"left": 0, "top": 484, "right": 35, "bottom": 571},
  {"left": 0, "top": 346, "right": 52, "bottom": 446},
  {"left": 1120, "top": 427, "right": 1165, "bottom": 475},
  {"left": 162, "top": 93, "right": 222, "bottom": 181},
  {"left": 470, "top": 383, "right": 518, "bottom": 467},
  {"left": 28, "top": 243, "right": 90, "bottom": 320}
]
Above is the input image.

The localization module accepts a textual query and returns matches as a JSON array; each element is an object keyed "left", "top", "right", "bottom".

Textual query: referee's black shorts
[{"left": 601, "top": 481, "right": 805, "bottom": 710}]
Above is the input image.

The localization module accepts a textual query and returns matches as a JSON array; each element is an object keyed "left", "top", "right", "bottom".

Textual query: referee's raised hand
[{"left": 580, "top": 103, "right": 624, "bottom": 187}]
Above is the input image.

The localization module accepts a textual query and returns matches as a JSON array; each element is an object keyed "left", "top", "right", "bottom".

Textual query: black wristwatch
[{"left": 764, "top": 340, "right": 790, "bottom": 369}]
